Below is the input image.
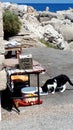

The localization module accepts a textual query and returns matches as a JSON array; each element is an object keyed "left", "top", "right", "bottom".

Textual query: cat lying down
[{"left": 41, "top": 74, "right": 73, "bottom": 94}]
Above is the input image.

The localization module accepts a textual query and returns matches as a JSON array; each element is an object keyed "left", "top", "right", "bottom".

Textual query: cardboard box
[{"left": 19, "top": 54, "right": 33, "bottom": 69}]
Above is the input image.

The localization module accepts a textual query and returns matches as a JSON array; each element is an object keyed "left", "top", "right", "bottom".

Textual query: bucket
[{"left": 21, "top": 87, "right": 38, "bottom": 103}]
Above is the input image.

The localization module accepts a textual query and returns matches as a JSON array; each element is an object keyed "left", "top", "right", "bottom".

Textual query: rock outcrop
[
  {"left": 2, "top": 2, "right": 73, "bottom": 50},
  {"left": 43, "top": 24, "right": 68, "bottom": 49}
]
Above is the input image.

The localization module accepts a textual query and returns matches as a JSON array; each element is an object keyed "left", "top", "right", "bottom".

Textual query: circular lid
[{"left": 21, "top": 87, "right": 37, "bottom": 94}]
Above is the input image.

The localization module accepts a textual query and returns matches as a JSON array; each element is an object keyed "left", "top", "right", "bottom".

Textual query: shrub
[
  {"left": 3, "top": 10, "right": 22, "bottom": 40},
  {"left": 39, "top": 38, "right": 58, "bottom": 49}
]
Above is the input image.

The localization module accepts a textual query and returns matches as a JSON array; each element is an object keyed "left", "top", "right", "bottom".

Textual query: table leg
[
  {"left": 37, "top": 74, "right": 40, "bottom": 104},
  {"left": 16, "top": 50, "right": 20, "bottom": 58},
  {"left": 28, "top": 74, "right": 30, "bottom": 86}
]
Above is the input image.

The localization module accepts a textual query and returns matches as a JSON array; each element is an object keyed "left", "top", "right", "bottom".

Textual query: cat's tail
[{"left": 68, "top": 78, "right": 73, "bottom": 86}]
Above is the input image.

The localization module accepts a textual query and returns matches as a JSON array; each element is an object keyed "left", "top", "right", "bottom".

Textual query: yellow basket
[{"left": 11, "top": 75, "right": 28, "bottom": 82}]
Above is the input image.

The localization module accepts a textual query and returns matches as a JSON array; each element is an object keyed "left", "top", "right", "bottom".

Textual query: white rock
[{"left": 43, "top": 25, "right": 68, "bottom": 49}]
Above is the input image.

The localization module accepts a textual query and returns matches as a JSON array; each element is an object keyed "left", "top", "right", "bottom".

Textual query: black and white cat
[{"left": 41, "top": 74, "right": 73, "bottom": 94}]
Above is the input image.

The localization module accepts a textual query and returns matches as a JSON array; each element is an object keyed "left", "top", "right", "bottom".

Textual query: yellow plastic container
[{"left": 11, "top": 75, "right": 28, "bottom": 82}]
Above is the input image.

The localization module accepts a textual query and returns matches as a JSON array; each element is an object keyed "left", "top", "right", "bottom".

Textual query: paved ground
[{"left": 1, "top": 47, "right": 73, "bottom": 130}]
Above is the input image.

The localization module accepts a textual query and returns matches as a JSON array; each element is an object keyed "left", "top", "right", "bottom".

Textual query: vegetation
[
  {"left": 3, "top": 10, "right": 22, "bottom": 40},
  {"left": 39, "top": 38, "right": 58, "bottom": 49}
]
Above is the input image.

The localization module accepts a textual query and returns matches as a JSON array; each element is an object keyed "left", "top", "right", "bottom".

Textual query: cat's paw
[
  {"left": 52, "top": 91, "right": 55, "bottom": 94},
  {"left": 60, "top": 90, "right": 64, "bottom": 93}
]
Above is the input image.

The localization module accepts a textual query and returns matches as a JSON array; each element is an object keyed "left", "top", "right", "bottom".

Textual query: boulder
[
  {"left": 43, "top": 25, "right": 68, "bottom": 49},
  {"left": 59, "top": 24, "right": 73, "bottom": 41},
  {"left": 64, "top": 14, "right": 73, "bottom": 22},
  {"left": 0, "top": 51, "right": 6, "bottom": 91},
  {"left": 49, "top": 18, "right": 73, "bottom": 42},
  {"left": 36, "top": 11, "right": 57, "bottom": 22},
  {"left": 0, "top": 69, "right": 6, "bottom": 91}
]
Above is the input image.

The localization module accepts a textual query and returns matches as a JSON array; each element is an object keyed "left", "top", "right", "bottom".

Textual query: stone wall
[{"left": 0, "top": 2, "right": 3, "bottom": 41}]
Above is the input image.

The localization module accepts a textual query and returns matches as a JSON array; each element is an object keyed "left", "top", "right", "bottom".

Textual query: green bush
[
  {"left": 39, "top": 38, "right": 58, "bottom": 49},
  {"left": 3, "top": 10, "right": 22, "bottom": 40}
]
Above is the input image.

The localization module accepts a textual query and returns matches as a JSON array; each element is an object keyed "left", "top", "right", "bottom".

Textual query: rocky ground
[
  {"left": 2, "top": 2, "right": 73, "bottom": 50},
  {"left": 1, "top": 47, "right": 73, "bottom": 130}
]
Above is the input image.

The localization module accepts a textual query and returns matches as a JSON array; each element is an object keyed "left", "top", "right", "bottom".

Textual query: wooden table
[
  {"left": 0, "top": 59, "right": 45, "bottom": 121},
  {"left": 5, "top": 46, "right": 22, "bottom": 58},
  {"left": 6, "top": 66, "right": 45, "bottom": 102},
  {"left": 3, "top": 58, "right": 45, "bottom": 104}
]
